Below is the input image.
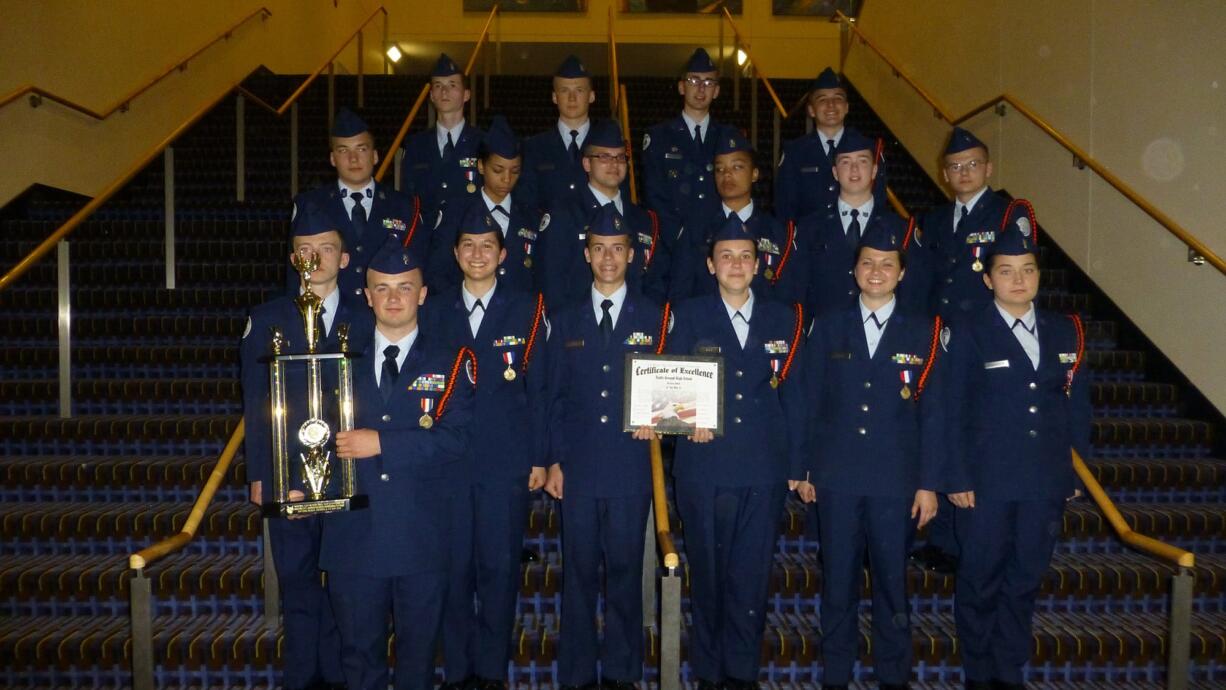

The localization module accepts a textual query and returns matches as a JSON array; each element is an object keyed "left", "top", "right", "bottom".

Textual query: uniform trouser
[
  {"left": 558, "top": 493, "right": 652, "bottom": 686},
  {"left": 954, "top": 497, "right": 1064, "bottom": 684},
  {"left": 328, "top": 570, "right": 448, "bottom": 690},
  {"left": 267, "top": 514, "right": 344, "bottom": 689},
  {"left": 676, "top": 481, "right": 787, "bottom": 682},
  {"left": 923, "top": 494, "right": 960, "bottom": 558},
  {"left": 816, "top": 490, "right": 913, "bottom": 685},
  {"left": 442, "top": 476, "right": 530, "bottom": 681}
]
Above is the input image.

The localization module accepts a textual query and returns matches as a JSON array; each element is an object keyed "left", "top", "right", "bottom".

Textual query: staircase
[{"left": 1, "top": 71, "right": 1223, "bottom": 689}]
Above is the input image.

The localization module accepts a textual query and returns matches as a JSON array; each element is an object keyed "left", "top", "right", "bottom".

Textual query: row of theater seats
[{"left": 0, "top": 71, "right": 1222, "bottom": 687}]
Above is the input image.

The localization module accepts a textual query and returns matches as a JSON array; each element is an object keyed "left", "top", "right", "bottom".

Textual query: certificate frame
[{"left": 623, "top": 353, "right": 724, "bottom": 436}]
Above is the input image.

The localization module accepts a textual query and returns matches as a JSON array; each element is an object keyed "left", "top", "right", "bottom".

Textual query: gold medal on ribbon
[
  {"left": 900, "top": 385, "right": 912, "bottom": 400},
  {"left": 419, "top": 414, "right": 434, "bottom": 428},
  {"left": 770, "top": 373, "right": 779, "bottom": 389},
  {"left": 971, "top": 259, "right": 983, "bottom": 273},
  {"left": 504, "top": 367, "right": 517, "bottom": 381},
  {"left": 764, "top": 268, "right": 775, "bottom": 281},
  {"left": 523, "top": 256, "right": 533, "bottom": 269},
  {"left": 466, "top": 183, "right": 477, "bottom": 194}
]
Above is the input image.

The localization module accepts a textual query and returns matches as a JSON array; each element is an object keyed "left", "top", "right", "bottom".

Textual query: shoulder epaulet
[
  {"left": 779, "top": 303, "right": 804, "bottom": 383},
  {"left": 769, "top": 220, "right": 796, "bottom": 285},
  {"left": 521, "top": 293, "right": 546, "bottom": 374},
  {"left": 435, "top": 347, "right": 477, "bottom": 421},
  {"left": 916, "top": 315, "right": 943, "bottom": 399},
  {"left": 401, "top": 195, "right": 423, "bottom": 248},
  {"left": 1065, "top": 313, "right": 1085, "bottom": 396},
  {"left": 655, "top": 301, "right": 672, "bottom": 354}
]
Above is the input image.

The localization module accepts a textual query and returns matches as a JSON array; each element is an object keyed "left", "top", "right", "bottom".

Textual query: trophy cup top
[{"left": 291, "top": 248, "right": 324, "bottom": 354}]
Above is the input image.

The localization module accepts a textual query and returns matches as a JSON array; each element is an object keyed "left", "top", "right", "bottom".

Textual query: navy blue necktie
[
  {"left": 379, "top": 345, "right": 400, "bottom": 402},
  {"left": 599, "top": 299, "right": 614, "bottom": 344},
  {"left": 350, "top": 191, "right": 367, "bottom": 239},
  {"left": 568, "top": 130, "right": 580, "bottom": 164},
  {"left": 847, "top": 209, "right": 862, "bottom": 249},
  {"left": 443, "top": 132, "right": 455, "bottom": 160},
  {"left": 956, "top": 204, "right": 969, "bottom": 234}
]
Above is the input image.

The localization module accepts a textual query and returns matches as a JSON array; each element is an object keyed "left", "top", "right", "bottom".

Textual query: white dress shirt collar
[
  {"left": 557, "top": 119, "right": 591, "bottom": 149},
  {"left": 373, "top": 326, "right": 418, "bottom": 385},
  {"left": 436, "top": 119, "right": 467, "bottom": 156},
  {"left": 859, "top": 295, "right": 896, "bottom": 358},
  {"left": 338, "top": 179, "right": 375, "bottom": 216},
  {"left": 681, "top": 111, "right": 711, "bottom": 141},
  {"left": 722, "top": 201, "right": 754, "bottom": 222},
  {"left": 837, "top": 197, "right": 874, "bottom": 233},
  {"left": 588, "top": 184, "right": 624, "bottom": 215},
  {"left": 955, "top": 186, "right": 990, "bottom": 230},
  {"left": 591, "top": 282, "right": 628, "bottom": 328},
  {"left": 996, "top": 301, "right": 1040, "bottom": 369},
  {"left": 462, "top": 281, "right": 496, "bottom": 338},
  {"left": 723, "top": 290, "right": 755, "bottom": 348},
  {"left": 481, "top": 189, "right": 512, "bottom": 235}
]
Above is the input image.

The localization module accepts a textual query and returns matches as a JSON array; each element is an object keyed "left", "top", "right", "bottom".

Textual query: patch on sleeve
[
  {"left": 940, "top": 325, "right": 951, "bottom": 352},
  {"left": 642, "top": 132, "right": 651, "bottom": 151}
]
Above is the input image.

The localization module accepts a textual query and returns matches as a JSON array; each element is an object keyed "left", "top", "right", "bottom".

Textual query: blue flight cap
[
  {"left": 585, "top": 119, "right": 625, "bottom": 149},
  {"left": 431, "top": 53, "right": 462, "bottom": 78},
  {"left": 366, "top": 236, "right": 421, "bottom": 275},
  {"left": 481, "top": 115, "right": 520, "bottom": 159},
  {"left": 709, "top": 213, "right": 757, "bottom": 246},
  {"left": 714, "top": 130, "right": 754, "bottom": 157},
  {"left": 989, "top": 199, "right": 1039, "bottom": 258},
  {"left": 684, "top": 48, "right": 717, "bottom": 74},
  {"left": 457, "top": 201, "right": 501, "bottom": 238},
  {"left": 833, "top": 130, "right": 877, "bottom": 158},
  {"left": 812, "top": 67, "right": 843, "bottom": 91},
  {"left": 587, "top": 203, "right": 628, "bottom": 237},
  {"left": 945, "top": 126, "right": 987, "bottom": 155},
  {"left": 555, "top": 54, "right": 589, "bottom": 79},
  {"left": 857, "top": 219, "right": 903, "bottom": 253},
  {"left": 331, "top": 108, "right": 369, "bottom": 138},
  {"left": 291, "top": 201, "right": 341, "bottom": 238}
]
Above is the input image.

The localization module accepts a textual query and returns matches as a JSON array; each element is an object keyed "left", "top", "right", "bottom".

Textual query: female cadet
[
  {"left": 942, "top": 200, "right": 1090, "bottom": 690},
  {"left": 805, "top": 222, "right": 945, "bottom": 690},
  {"left": 664, "top": 216, "right": 811, "bottom": 689}
]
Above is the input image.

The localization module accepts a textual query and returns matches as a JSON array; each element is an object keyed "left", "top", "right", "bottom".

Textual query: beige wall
[
  {"left": 847, "top": 0, "right": 1226, "bottom": 413},
  {"left": 0, "top": 0, "right": 385, "bottom": 205}
]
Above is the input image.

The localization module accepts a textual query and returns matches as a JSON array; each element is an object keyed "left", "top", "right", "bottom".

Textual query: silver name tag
[{"left": 984, "top": 359, "right": 1011, "bottom": 370}]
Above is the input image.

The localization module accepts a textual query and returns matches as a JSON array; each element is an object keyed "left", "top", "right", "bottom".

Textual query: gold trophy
[{"left": 263, "top": 249, "right": 368, "bottom": 517}]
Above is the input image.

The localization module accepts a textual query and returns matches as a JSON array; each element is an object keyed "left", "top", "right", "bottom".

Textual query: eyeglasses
[
  {"left": 587, "top": 153, "right": 629, "bottom": 164},
  {"left": 684, "top": 76, "right": 719, "bottom": 89},
  {"left": 945, "top": 159, "right": 987, "bottom": 173}
]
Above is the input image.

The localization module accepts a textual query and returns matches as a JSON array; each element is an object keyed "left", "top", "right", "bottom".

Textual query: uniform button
[
  {"left": 734, "top": 417, "right": 742, "bottom": 424},
  {"left": 356, "top": 245, "right": 363, "bottom": 252},
  {"left": 735, "top": 370, "right": 743, "bottom": 378},
  {"left": 1028, "top": 429, "right": 1038, "bottom": 438},
  {"left": 946, "top": 277, "right": 953, "bottom": 284},
  {"left": 602, "top": 364, "right": 610, "bottom": 373},
  {"left": 860, "top": 403, "right": 869, "bottom": 412},
  {"left": 698, "top": 176, "right": 705, "bottom": 182},
  {"left": 1028, "top": 382, "right": 1038, "bottom": 390},
  {"left": 847, "top": 270, "right": 853, "bottom": 275},
  {"left": 848, "top": 290, "right": 855, "bottom": 296},
  {"left": 735, "top": 393, "right": 743, "bottom": 400},
  {"left": 863, "top": 381, "right": 872, "bottom": 389},
  {"left": 498, "top": 267, "right": 506, "bottom": 275},
  {"left": 857, "top": 427, "right": 867, "bottom": 435},
  {"left": 600, "top": 390, "right": 609, "bottom": 398},
  {"left": 698, "top": 193, "right": 705, "bottom": 199},
  {"left": 568, "top": 183, "right": 575, "bottom": 189},
  {"left": 600, "top": 415, "right": 608, "bottom": 424},
  {"left": 442, "top": 182, "right": 449, "bottom": 189},
  {"left": 354, "top": 288, "right": 363, "bottom": 296},
  {"left": 381, "top": 414, "right": 391, "bottom": 422},
  {"left": 355, "top": 266, "right": 363, "bottom": 273},
  {"left": 1028, "top": 405, "right": 1038, "bottom": 414},
  {"left": 941, "top": 298, "right": 949, "bottom": 305},
  {"left": 380, "top": 473, "right": 390, "bottom": 482}
]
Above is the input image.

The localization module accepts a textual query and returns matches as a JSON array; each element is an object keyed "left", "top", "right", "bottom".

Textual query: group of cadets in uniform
[{"left": 239, "top": 47, "right": 1088, "bottom": 690}]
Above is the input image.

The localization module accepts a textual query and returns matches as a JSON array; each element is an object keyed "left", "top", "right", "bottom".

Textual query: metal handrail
[
  {"left": 0, "top": 7, "right": 271, "bottom": 119},
  {"left": 0, "top": 5, "right": 389, "bottom": 294},
  {"left": 719, "top": 7, "right": 787, "bottom": 118},
  {"left": 650, "top": 439, "right": 680, "bottom": 570},
  {"left": 833, "top": 10, "right": 1225, "bottom": 276},
  {"left": 129, "top": 420, "right": 246, "bottom": 569}
]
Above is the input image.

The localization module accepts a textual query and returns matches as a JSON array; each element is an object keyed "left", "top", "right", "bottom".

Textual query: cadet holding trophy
[{"left": 240, "top": 202, "right": 373, "bottom": 690}]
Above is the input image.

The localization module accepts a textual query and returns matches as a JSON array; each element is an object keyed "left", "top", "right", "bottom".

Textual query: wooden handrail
[
  {"left": 0, "top": 7, "right": 271, "bottom": 120},
  {"left": 241, "top": 6, "right": 388, "bottom": 116},
  {"left": 130, "top": 420, "right": 245, "bottom": 570},
  {"left": 720, "top": 7, "right": 787, "bottom": 118},
  {"left": 833, "top": 10, "right": 1226, "bottom": 276},
  {"left": 608, "top": 5, "right": 621, "bottom": 113},
  {"left": 375, "top": 83, "right": 430, "bottom": 182},
  {"left": 887, "top": 189, "right": 1193, "bottom": 570},
  {"left": 650, "top": 439, "right": 680, "bottom": 570},
  {"left": 463, "top": 3, "right": 500, "bottom": 76},
  {"left": 0, "top": 6, "right": 389, "bottom": 294},
  {"left": 618, "top": 84, "right": 639, "bottom": 206}
]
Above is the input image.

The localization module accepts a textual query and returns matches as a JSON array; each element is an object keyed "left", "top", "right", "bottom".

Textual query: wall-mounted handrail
[
  {"left": 833, "top": 10, "right": 1225, "bottom": 276},
  {"left": 720, "top": 7, "right": 787, "bottom": 118},
  {"left": 239, "top": 6, "right": 388, "bottom": 116},
  {"left": 608, "top": 5, "right": 621, "bottom": 114},
  {"left": 0, "top": 7, "right": 271, "bottom": 120},
  {"left": 463, "top": 3, "right": 501, "bottom": 76},
  {"left": 376, "top": 84, "right": 431, "bottom": 183},
  {"left": 129, "top": 421, "right": 246, "bottom": 570},
  {"left": 0, "top": 5, "right": 389, "bottom": 294}
]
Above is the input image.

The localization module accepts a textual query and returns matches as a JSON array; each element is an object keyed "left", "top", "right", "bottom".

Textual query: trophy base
[{"left": 264, "top": 494, "right": 370, "bottom": 518}]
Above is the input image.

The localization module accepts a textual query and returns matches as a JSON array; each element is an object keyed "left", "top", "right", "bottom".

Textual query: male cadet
[
  {"left": 805, "top": 222, "right": 945, "bottom": 690},
  {"left": 289, "top": 107, "right": 425, "bottom": 298},
  {"left": 542, "top": 203, "right": 670, "bottom": 690},
  {"left": 401, "top": 54, "right": 484, "bottom": 226},
  {"left": 642, "top": 48, "right": 736, "bottom": 261},
  {"left": 242, "top": 203, "right": 373, "bottom": 690},
  {"left": 429, "top": 202, "right": 548, "bottom": 690},
  {"left": 518, "top": 55, "right": 621, "bottom": 214},
  {"left": 774, "top": 67, "right": 884, "bottom": 223},
  {"left": 665, "top": 216, "right": 811, "bottom": 690},
  {"left": 669, "top": 131, "right": 807, "bottom": 305},
  {"left": 941, "top": 200, "right": 1088, "bottom": 690},
  {"left": 908, "top": 126, "right": 1007, "bottom": 576},
  {"left": 426, "top": 115, "right": 538, "bottom": 296},
  {"left": 322, "top": 238, "right": 477, "bottom": 690},
  {"left": 538, "top": 120, "right": 667, "bottom": 308},
  {"left": 801, "top": 130, "right": 930, "bottom": 320}
]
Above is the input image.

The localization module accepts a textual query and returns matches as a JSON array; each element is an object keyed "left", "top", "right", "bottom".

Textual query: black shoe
[
  {"left": 910, "top": 543, "right": 957, "bottom": 575},
  {"left": 963, "top": 681, "right": 993, "bottom": 690},
  {"left": 990, "top": 681, "right": 1024, "bottom": 690}
]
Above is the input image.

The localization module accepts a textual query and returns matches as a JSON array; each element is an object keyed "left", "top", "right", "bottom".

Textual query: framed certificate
[{"left": 623, "top": 353, "right": 724, "bottom": 436}]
